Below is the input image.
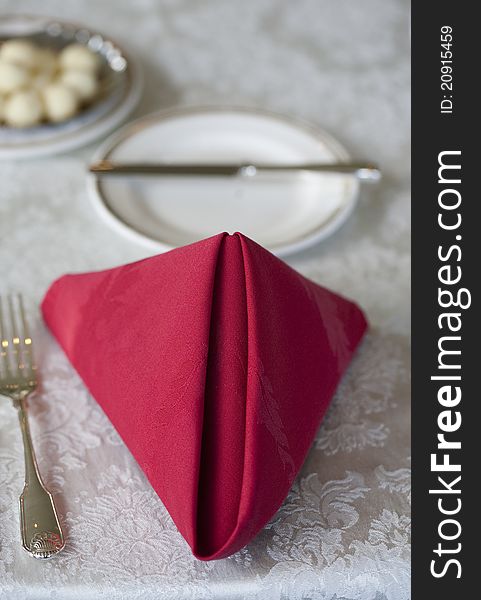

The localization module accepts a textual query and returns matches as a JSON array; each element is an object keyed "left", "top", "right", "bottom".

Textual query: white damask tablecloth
[{"left": 0, "top": 1, "right": 410, "bottom": 598}]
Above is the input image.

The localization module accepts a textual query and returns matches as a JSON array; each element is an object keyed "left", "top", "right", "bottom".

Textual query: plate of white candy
[{"left": 0, "top": 15, "right": 142, "bottom": 159}]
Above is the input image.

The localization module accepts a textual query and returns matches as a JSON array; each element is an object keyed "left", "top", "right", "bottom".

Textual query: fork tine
[
  {"left": 0, "top": 295, "right": 11, "bottom": 376},
  {"left": 8, "top": 294, "right": 22, "bottom": 376},
  {"left": 18, "top": 294, "right": 35, "bottom": 378}
]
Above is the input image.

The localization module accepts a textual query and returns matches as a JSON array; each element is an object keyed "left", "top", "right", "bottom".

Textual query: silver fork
[{"left": 0, "top": 294, "right": 65, "bottom": 559}]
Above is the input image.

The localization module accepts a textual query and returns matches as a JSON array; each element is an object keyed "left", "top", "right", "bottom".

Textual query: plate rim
[
  {"left": 0, "top": 14, "right": 143, "bottom": 159},
  {"left": 87, "top": 105, "right": 360, "bottom": 257}
]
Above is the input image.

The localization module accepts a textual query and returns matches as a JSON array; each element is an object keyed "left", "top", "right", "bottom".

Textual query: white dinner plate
[
  {"left": 0, "top": 15, "right": 142, "bottom": 159},
  {"left": 88, "top": 107, "right": 360, "bottom": 257}
]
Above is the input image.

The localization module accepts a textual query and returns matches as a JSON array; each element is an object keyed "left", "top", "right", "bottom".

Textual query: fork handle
[{"left": 17, "top": 395, "right": 65, "bottom": 559}]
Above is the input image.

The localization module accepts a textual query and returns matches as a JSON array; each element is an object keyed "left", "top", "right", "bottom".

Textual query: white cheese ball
[
  {"left": 31, "top": 70, "right": 55, "bottom": 91},
  {"left": 4, "top": 89, "right": 43, "bottom": 128},
  {"left": 35, "top": 48, "right": 58, "bottom": 77},
  {"left": 0, "top": 60, "right": 30, "bottom": 94},
  {"left": 0, "top": 39, "right": 37, "bottom": 69},
  {"left": 31, "top": 49, "right": 58, "bottom": 91},
  {"left": 61, "top": 69, "right": 98, "bottom": 102},
  {"left": 59, "top": 43, "right": 100, "bottom": 73},
  {"left": 42, "top": 83, "right": 79, "bottom": 122}
]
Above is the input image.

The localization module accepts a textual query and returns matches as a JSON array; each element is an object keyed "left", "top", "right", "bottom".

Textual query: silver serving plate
[{"left": 0, "top": 15, "right": 142, "bottom": 159}]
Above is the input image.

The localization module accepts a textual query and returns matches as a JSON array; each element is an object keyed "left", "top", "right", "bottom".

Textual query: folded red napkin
[{"left": 42, "top": 232, "right": 367, "bottom": 560}]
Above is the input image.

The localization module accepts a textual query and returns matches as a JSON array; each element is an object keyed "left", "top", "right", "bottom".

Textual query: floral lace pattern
[
  {"left": 0, "top": 0, "right": 410, "bottom": 598},
  {"left": 0, "top": 326, "right": 410, "bottom": 599}
]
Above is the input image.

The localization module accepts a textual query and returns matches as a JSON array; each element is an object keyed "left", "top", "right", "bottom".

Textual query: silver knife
[{"left": 89, "top": 160, "right": 381, "bottom": 182}]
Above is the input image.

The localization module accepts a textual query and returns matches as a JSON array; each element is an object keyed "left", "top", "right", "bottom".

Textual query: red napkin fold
[{"left": 42, "top": 232, "right": 367, "bottom": 560}]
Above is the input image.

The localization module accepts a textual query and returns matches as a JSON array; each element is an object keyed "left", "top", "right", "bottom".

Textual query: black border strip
[{"left": 412, "top": 2, "right": 477, "bottom": 596}]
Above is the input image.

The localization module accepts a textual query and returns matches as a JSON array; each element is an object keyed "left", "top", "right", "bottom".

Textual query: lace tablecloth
[{"left": 0, "top": 1, "right": 410, "bottom": 598}]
